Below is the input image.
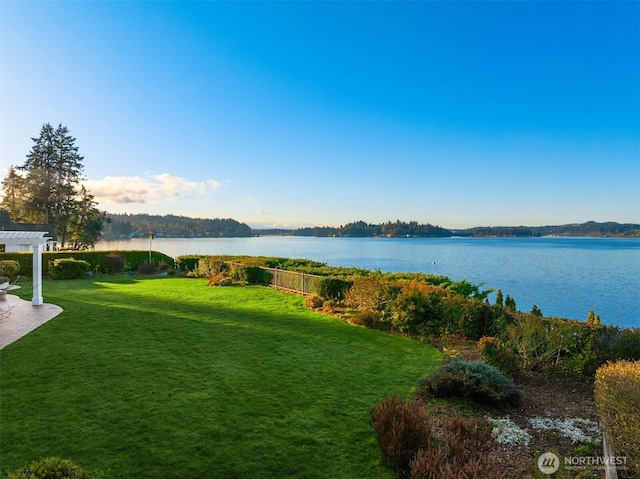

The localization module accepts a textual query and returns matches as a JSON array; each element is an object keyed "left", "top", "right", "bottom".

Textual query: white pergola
[{"left": 0, "top": 231, "right": 51, "bottom": 305}]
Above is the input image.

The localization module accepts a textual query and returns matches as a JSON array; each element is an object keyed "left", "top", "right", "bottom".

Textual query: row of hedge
[{"left": 0, "top": 250, "right": 174, "bottom": 277}]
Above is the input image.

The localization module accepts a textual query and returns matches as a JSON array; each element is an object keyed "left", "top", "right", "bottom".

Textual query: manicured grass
[{"left": 1, "top": 277, "right": 441, "bottom": 478}]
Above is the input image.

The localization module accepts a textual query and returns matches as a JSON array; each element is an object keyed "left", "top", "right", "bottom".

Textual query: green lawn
[{"left": 1, "top": 277, "right": 441, "bottom": 478}]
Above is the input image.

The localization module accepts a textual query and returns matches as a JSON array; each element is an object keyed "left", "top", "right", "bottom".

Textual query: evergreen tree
[
  {"left": 530, "top": 304, "right": 543, "bottom": 317},
  {"left": 505, "top": 295, "right": 517, "bottom": 312},
  {"left": 586, "top": 310, "right": 601, "bottom": 326},
  {"left": 1, "top": 123, "right": 103, "bottom": 248},
  {"left": 495, "top": 289, "right": 504, "bottom": 307}
]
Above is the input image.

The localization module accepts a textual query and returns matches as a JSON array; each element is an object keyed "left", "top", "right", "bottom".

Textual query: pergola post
[
  {"left": 32, "top": 241, "right": 44, "bottom": 305},
  {"left": 0, "top": 231, "right": 51, "bottom": 306}
]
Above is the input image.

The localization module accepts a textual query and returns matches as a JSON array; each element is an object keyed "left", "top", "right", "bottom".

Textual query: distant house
[{"left": 0, "top": 209, "right": 57, "bottom": 251}]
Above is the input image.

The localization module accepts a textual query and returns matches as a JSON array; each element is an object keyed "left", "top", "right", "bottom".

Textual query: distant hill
[
  {"left": 457, "top": 221, "right": 640, "bottom": 238},
  {"left": 255, "top": 220, "right": 640, "bottom": 238},
  {"left": 102, "top": 213, "right": 252, "bottom": 239}
]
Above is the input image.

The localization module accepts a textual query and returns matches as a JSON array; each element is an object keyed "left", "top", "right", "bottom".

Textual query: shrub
[
  {"left": 415, "top": 359, "right": 522, "bottom": 406},
  {"left": 242, "top": 265, "right": 273, "bottom": 285},
  {"left": 391, "top": 284, "right": 446, "bottom": 337},
  {"left": 305, "top": 294, "right": 323, "bottom": 309},
  {"left": 505, "top": 314, "right": 577, "bottom": 370},
  {"left": 0, "top": 259, "right": 20, "bottom": 279},
  {"left": 477, "top": 336, "right": 520, "bottom": 378},
  {"left": 196, "top": 257, "right": 229, "bottom": 278},
  {"left": 348, "top": 310, "right": 392, "bottom": 330},
  {"left": 344, "top": 276, "right": 389, "bottom": 311},
  {"left": 49, "top": 258, "right": 90, "bottom": 279},
  {"left": 370, "top": 396, "right": 433, "bottom": 477},
  {"left": 137, "top": 262, "right": 157, "bottom": 275},
  {"left": 5, "top": 456, "right": 99, "bottom": 479},
  {"left": 594, "top": 360, "right": 640, "bottom": 477},
  {"left": 409, "top": 414, "right": 511, "bottom": 479},
  {"left": 105, "top": 253, "right": 125, "bottom": 274},
  {"left": 175, "top": 255, "right": 202, "bottom": 272},
  {"left": 0, "top": 251, "right": 174, "bottom": 275},
  {"left": 315, "top": 277, "right": 351, "bottom": 301}
]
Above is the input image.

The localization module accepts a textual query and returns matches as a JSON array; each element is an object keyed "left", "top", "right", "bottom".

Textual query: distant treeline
[
  {"left": 102, "top": 214, "right": 640, "bottom": 239},
  {"left": 458, "top": 221, "right": 640, "bottom": 238},
  {"left": 257, "top": 220, "right": 640, "bottom": 238},
  {"left": 102, "top": 213, "right": 252, "bottom": 239}
]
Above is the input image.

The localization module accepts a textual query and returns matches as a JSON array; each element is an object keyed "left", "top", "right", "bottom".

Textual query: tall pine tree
[{"left": 1, "top": 123, "right": 104, "bottom": 249}]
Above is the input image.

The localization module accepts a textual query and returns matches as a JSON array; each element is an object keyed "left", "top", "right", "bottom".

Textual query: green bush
[
  {"left": 477, "top": 336, "right": 520, "bottom": 378},
  {"left": 5, "top": 457, "right": 99, "bottom": 479},
  {"left": 315, "top": 277, "right": 351, "bottom": 301},
  {"left": 49, "top": 258, "right": 90, "bottom": 280},
  {"left": 0, "top": 259, "right": 20, "bottom": 279},
  {"left": 415, "top": 359, "right": 522, "bottom": 406},
  {"left": 240, "top": 265, "right": 273, "bottom": 285},
  {"left": 105, "top": 253, "right": 125, "bottom": 274},
  {"left": 370, "top": 396, "right": 433, "bottom": 476},
  {"left": 137, "top": 262, "right": 157, "bottom": 275},
  {"left": 595, "top": 360, "right": 640, "bottom": 477},
  {"left": 175, "top": 255, "right": 202, "bottom": 272},
  {"left": 391, "top": 285, "right": 445, "bottom": 337},
  {"left": 0, "top": 251, "right": 174, "bottom": 275},
  {"left": 505, "top": 314, "right": 577, "bottom": 371}
]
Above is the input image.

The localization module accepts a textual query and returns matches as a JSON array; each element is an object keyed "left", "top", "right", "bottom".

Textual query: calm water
[{"left": 96, "top": 236, "right": 640, "bottom": 328}]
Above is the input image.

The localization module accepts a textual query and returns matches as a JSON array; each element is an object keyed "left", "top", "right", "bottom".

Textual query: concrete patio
[{"left": 0, "top": 293, "right": 63, "bottom": 349}]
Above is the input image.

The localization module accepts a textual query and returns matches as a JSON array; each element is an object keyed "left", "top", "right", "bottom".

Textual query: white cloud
[
  {"left": 84, "top": 173, "right": 221, "bottom": 205},
  {"left": 256, "top": 209, "right": 268, "bottom": 215}
]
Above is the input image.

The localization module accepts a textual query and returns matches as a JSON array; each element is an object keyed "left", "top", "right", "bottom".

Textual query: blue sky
[{"left": 1, "top": 1, "right": 638, "bottom": 229}]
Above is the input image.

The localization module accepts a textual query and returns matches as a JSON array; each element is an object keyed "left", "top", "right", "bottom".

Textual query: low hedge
[
  {"left": 49, "top": 258, "right": 90, "bottom": 279},
  {"left": 594, "top": 360, "right": 640, "bottom": 477},
  {"left": 0, "top": 251, "right": 174, "bottom": 276}
]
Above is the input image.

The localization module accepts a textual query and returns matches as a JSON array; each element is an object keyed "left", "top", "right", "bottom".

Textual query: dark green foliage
[
  {"left": 174, "top": 255, "right": 202, "bottom": 272},
  {"left": 315, "top": 277, "right": 351, "bottom": 301},
  {"left": 504, "top": 295, "right": 517, "bottom": 312},
  {"left": 5, "top": 457, "right": 99, "bottom": 479},
  {"left": 136, "top": 262, "right": 156, "bottom": 275},
  {"left": 239, "top": 265, "right": 273, "bottom": 285},
  {"left": 530, "top": 304, "right": 543, "bottom": 316},
  {"left": 495, "top": 289, "right": 504, "bottom": 307},
  {"left": 477, "top": 336, "right": 520, "bottom": 378},
  {"left": 104, "top": 253, "right": 124, "bottom": 275},
  {"left": 370, "top": 396, "right": 433, "bottom": 476},
  {"left": 102, "top": 213, "right": 252, "bottom": 239},
  {"left": 0, "top": 251, "right": 174, "bottom": 276},
  {"left": 0, "top": 259, "right": 20, "bottom": 280},
  {"left": 415, "top": 360, "right": 522, "bottom": 406},
  {"left": 49, "top": 258, "right": 90, "bottom": 280}
]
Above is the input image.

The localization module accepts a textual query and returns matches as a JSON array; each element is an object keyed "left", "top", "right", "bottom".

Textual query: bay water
[{"left": 96, "top": 236, "right": 640, "bottom": 329}]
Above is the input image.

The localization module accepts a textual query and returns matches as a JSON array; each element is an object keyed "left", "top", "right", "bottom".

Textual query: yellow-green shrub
[{"left": 594, "top": 360, "right": 640, "bottom": 477}]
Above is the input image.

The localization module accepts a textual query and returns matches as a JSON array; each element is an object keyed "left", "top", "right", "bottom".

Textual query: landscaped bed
[{"left": 0, "top": 276, "right": 442, "bottom": 478}]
